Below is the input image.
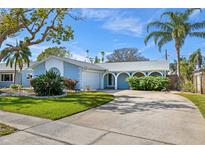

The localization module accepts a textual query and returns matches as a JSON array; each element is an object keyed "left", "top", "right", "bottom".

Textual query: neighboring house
[{"left": 0, "top": 56, "right": 169, "bottom": 89}]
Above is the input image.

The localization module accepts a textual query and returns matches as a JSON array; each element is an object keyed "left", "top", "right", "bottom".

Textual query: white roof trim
[{"left": 30, "top": 56, "right": 106, "bottom": 71}]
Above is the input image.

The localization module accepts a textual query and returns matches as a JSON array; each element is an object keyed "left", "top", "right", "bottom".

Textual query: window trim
[{"left": 0, "top": 73, "right": 14, "bottom": 82}]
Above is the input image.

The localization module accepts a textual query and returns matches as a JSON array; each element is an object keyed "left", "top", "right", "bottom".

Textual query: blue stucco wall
[
  {"left": 0, "top": 81, "right": 13, "bottom": 88},
  {"left": 63, "top": 62, "right": 81, "bottom": 89},
  {"left": 33, "top": 62, "right": 46, "bottom": 77},
  {"left": 117, "top": 73, "right": 129, "bottom": 89},
  {"left": 21, "top": 68, "right": 32, "bottom": 87}
]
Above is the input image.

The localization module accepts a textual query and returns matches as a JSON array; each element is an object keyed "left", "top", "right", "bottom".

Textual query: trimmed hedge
[
  {"left": 31, "top": 71, "right": 64, "bottom": 96},
  {"left": 127, "top": 76, "right": 170, "bottom": 91}
]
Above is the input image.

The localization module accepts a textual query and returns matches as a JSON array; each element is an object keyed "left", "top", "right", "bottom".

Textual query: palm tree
[
  {"left": 101, "top": 51, "right": 105, "bottom": 63},
  {"left": 0, "top": 41, "right": 31, "bottom": 84},
  {"left": 189, "top": 48, "right": 203, "bottom": 70},
  {"left": 144, "top": 9, "right": 205, "bottom": 79},
  {"left": 85, "top": 49, "right": 89, "bottom": 62}
]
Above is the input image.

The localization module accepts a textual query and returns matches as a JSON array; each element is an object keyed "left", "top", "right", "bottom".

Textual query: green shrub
[
  {"left": 10, "top": 84, "right": 23, "bottom": 90},
  {"left": 181, "top": 81, "right": 195, "bottom": 93},
  {"left": 127, "top": 76, "right": 170, "bottom": 91},
  {"left": 63, "top": 78, "right": 78, "bottom": 90},
  {"left": 30, "top": 71, "right": 64, "bottom": 96}
]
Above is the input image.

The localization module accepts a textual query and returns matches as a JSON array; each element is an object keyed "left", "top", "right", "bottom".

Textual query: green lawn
[
  {"left": 0, "top": 123, "right": 16, "bottom": 137},
  {"left": 0, "top": 92, "right": 114, "bottom": 120},
  {"left": 178, "top": 93, "right": 205, "bottom": 118}
]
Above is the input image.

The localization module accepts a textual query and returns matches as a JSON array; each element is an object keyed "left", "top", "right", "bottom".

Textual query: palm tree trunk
[
  {"left": 176, "top": 48, "right": 180, "bottom": 78},
  {"left": 176, "top": 45, "right": 181, "bottom": 89},
  {"left": 14, "top": 61, "right": 17, "bottom": 84}
]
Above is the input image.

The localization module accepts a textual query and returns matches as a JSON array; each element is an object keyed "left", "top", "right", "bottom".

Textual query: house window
[
  {"left": 0, "top": 74, "right": 13, "bottom": 82},
  {"left": 49, "top": 67, "right": 60, "bottom": 75}
]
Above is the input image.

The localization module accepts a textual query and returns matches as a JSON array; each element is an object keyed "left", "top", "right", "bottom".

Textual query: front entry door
[{"left": 107, "top": 74, "right": 114, "bottom": 88}]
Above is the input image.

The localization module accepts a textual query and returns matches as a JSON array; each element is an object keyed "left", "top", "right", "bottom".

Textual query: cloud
[
  {"left": 145, "top": 8, "right": 167, "bottom": 24},
  {"left": 72, "top": 53, "right": 87, "bottom": 61},
  {"left": 80, "top": 9, "right": 143, "bottom": 37},
  {"left": 103, "top": 17, "right": 143, "bottom": 37},
  {"left": 80, "top": 9, "right": 117, "bottom": 20},
  {"left": 68, "top": 44, "right": 87, "bottom": 61},
  {"left": 190, "top": 9, "right": 204, "bottom": 18}
]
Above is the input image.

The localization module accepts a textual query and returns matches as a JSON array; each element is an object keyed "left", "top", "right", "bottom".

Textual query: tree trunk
[
  {"left": 176, "top": 45, "right": 181, "bottom": 89},
  {"left": 14, "top": 62, "right": 17, "bottom": 84},
  {"left": 176, "top": 48, "right": 180, "bottom": 78}
]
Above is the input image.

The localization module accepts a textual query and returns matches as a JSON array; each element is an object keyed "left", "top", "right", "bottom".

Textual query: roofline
[
  {"left": 30, "top": 56, "right": 106, "bottom": 71},
  {"left": 97, "top": 60, "right": 168, "bottom": 65}
]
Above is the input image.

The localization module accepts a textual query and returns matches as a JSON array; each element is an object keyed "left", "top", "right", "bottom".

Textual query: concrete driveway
[{"left": 1, "top": 90, "right": 205, "bottom": 144}]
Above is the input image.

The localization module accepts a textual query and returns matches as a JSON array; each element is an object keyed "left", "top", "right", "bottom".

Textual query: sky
[{"left": 1, "top": 8, "right": 205, "bottom": 63}]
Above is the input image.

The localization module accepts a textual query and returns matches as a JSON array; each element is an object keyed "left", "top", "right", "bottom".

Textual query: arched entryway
[
  {"left": 117, "top": 73, "right": 130, "bottom": 89},
  {"left": 133, "top": 72, "right": 145, "bottom": 77},
  {"left": 103, "top": 73, "right": 115, "bottom": 89},
  {"left": 149, "top": 72, "right": 163, "bottom": 77}
]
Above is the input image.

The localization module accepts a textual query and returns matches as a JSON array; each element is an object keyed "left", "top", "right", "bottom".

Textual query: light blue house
[{"left": 0, "top": 56, "right": 169, "bottom": 90}]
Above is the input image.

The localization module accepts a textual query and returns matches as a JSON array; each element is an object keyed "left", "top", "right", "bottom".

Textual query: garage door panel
[{"left": 82, "top": 71, "right": 100, "bottom": 90}]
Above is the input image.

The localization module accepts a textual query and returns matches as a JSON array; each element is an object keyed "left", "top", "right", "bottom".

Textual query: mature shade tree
[
  {"left": 106, "top": 48, "right": 149, "bottom": 63},
  {"left": 0, "top": 41, "right": 31, "bottom": 84},
  {"left": 0, "top": 8, "right": 75, "bottom": 52},
  {"left": 144, "top": 8, "right": 205, "bottom": 79},
  {"left": 189, "top": 48, "right": 203, "bottom": 69},
  {"left": 37, "top": 46, "right": 71, "bottom": 61}
]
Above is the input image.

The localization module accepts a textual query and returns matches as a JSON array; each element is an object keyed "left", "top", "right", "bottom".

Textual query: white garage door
[{"left": 81, "top": 71, "right": 101, "bottom": 90}]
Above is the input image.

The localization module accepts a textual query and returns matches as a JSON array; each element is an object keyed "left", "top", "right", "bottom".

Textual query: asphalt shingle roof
[
  {"left": 0, "top": 62, "right": 36, "bottom": 72},
  {"left": 96, "top": 61, "right": 169, "bottom": 72},
  {"left": 1, "top": 56, "right": 169, "bottom": 72}
]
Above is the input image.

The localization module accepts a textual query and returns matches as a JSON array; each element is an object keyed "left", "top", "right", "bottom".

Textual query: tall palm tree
[
  {"left": 144, "top": 9, "right": 205, "bottom": 78},
  {"left": 0, "top": 41, "right": 31, "bottom": 84},
  {"left": 189, "top": 48, "right": 203, "bottom": 70},
  {"left": 101, "top": 51, "right": 105, "bottom": 63}
]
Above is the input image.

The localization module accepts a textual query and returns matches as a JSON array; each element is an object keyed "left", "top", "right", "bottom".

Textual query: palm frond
[
  {"left": 190, "top": 21, "right": 205, "bottom": 31},
  {"left": 147, "top": 21, "right": 173, "bottom": 32},
  {"left": 181, "top": 8, "right": 201, "bottom": 21},
  {"left": 157, "top": 36, "right": 172, "bottom": 51},
  {"left": 144, "top": 31, "right": 172, "bottom": 45},
  {"left": 189, "top": 32, "right": 205, "bottom": 38},
  {"left": 160, "top": 11, "right": 179, "bottom": 23},
  {"left": 160, "top": 11, "right": 174, "bottom": 19}
]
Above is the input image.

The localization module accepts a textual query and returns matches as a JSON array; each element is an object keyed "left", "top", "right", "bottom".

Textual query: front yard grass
[
  {"left": 0, "top": 123, "right": 16, "bottom": 137},
  {"left": 178, "top": 93, "right": 205, "bottom": 118},
  {"left": 0, "top": 92, "right": 114, "bottom": 120}
]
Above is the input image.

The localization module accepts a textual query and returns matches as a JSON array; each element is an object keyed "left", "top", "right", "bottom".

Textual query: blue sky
[{"left": 2, "top": 8, "right": 205, "bottom": 62}]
